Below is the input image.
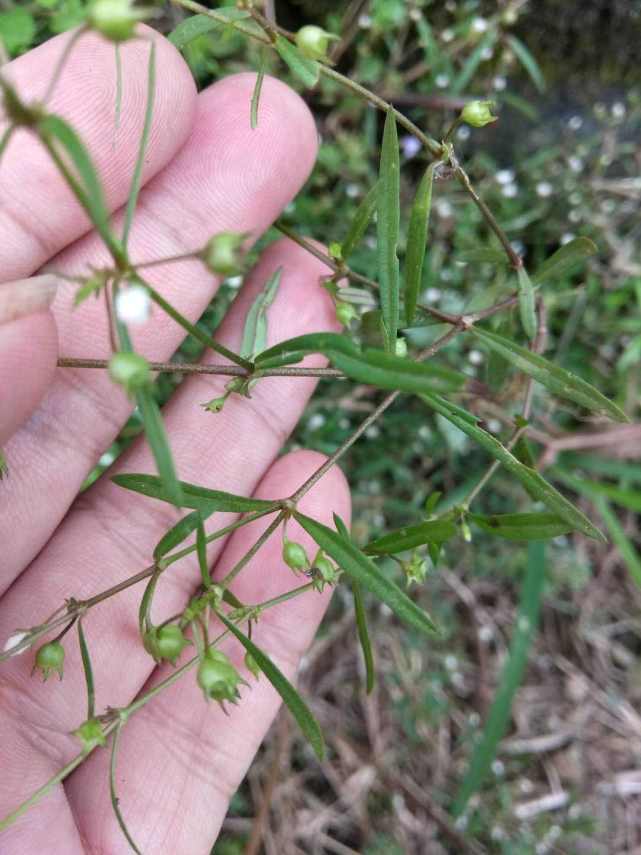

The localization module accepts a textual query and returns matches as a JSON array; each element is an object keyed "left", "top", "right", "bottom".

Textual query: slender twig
[{"left": 57, "top": 357, "right": 344, "bottom": 379}]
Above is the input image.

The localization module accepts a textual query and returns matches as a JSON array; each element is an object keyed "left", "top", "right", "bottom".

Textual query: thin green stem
[
  {"left": 57, "top": 356, "right": 343, "bottom": 379},
  {"left": 109, "top": 723, "right": 142, "bottom": 854}
]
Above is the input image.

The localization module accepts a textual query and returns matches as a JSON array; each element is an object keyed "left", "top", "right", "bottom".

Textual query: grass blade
[
  {"left": 404, "top": 162, "right": 436, "bottom": 325},
  {"left": 295, "top": 511, "right": 439, "bottom": 636},
  {"left": 472, "top": 326, "right": 628, "bottom": 422},
  {"left": 217, "top": 611, "right": 325, "bottom": 760},
  {"left": 378, "top": 109, "right": 401, "bottom": 350},
  {"left": 122, "top": 40, "right": 156, "bottom": 248},
  {"left": 453, "top": 541, "right": 546, "bottom": 816}
]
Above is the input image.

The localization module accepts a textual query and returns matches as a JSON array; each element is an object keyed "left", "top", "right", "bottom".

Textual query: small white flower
[
  {"left": 487, "top": 419, "right": 502, "bottom": 434},
  {"left": 479, "top": 624, "right": 493, "bottom": 642},
  {"left": 345, "top": 183, "right": 360, "bottom": 199},
  {"left": 502, "top": 183, "right": 518, "bottom": 198},
  {"left": 435, "top": 73, "right": 450, "bottom": 88},
  {"left": 472, "top": 16, "right": 489, "bottom": 32},
  {"left": 435, "top": 199, "right": 453, "bottom": 218},
  {"left": 561, "top": 232, "right": 575, "bottom": 245},
  {"left": 492, "top": 759, "right": 505, "bottom": 776},
  {"left": 444, "top": 654, "right": 458, "bottom": 670},
  {"left": 480, "top": 46, "right": 494, "bottom": 60},
  {"left": 115, "top": 285, "right": 151, "bottom": 325},
  {"left": 441, "top": 28, "right": 454, "bottom": 42},
  {"left": 307, "top": 413, "right": 325, "bottom": 430},
  {"left": 365, "top": 425, "right": 380, "bottom": 439},
  {"left": 536, "top": 181, "right": 553, "bottom": 197},
  {"left": 425, "top": 287, "right": 442, "bottom": 302},
  {"left": 456, "top": 125, "right": 471, "bottom": 141},
  {"left": 493, "top": 75, "right": 507, "bottom": 91},
  {"left": 568, "top": 155, "right": 583, "bottom": 173},
  {"left": 568, "top": 115, "right": 583, "bottom": 130},
  {"left": 357, "top": 13, "right": 372, "bottom": 28},
  {"left": 401, "top": 135, "right": 422, "bottom": 159},
  {"left": 3, "top": 631, "right": 28, "bottom": 656},
  {"left": 227, "top": 275, "right": 243, "bottom": 289},
  {"left": 468, "top": 349, "right": 483, "bottom": 365},
  {"left": 496, "top": 168, "right": 516, "bottom": 185},
  {"left": 612, "top": 101, "right": 626, "bottom": 119}
]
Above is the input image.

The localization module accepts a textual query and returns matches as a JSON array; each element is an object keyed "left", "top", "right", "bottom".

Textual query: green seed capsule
[
  {"left": 197, "top": 649, "right": 246, "bottom": 706},
  {"left": 108, "top": 351, "right": 151, "bottom": 396},
  {"left": 282, "top": 538, "right": 309, "bottom": 573},
  {"left": 202, "top": 232, "right": 245, "bottom": 277},
  {"left": 460, "top": 100, "right": 498, "bottom": 128},
  {"left": 153, "top": 625, "right": 191, "bottom": 666},
  {"left": 402, "top": 551, "right": 428, "bottom": 587},
  {"left": 335, "top": 300, "right": 357, "bottom": 327},
  {"left": 87, "top": 0, "right": 143, "bottom": 43},
  {"left": 33, "top": 641, "right": 65, "bottom": 681},
  {"left": 295, "top": 25, "right": 339, "bottom": 61}
]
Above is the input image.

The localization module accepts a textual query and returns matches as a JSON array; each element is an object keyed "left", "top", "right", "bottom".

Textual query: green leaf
[
  {"left": 295, "top": 512, "right": 439, "bottom": 636},
  {"left": 250, "top": 63, "right": 265, "bottom": 130},
  {"left": 360, "top": 309, "right": 387, "bottom": 350},
  {"left": 365, "top": 519, "right": 457, "bottom": 555},
  {"left": 240, "top": 268, "right": 282, "bottom": 359},
  {"left": 458, "top": 246, "right": 509, "bottom": 266},
  {"left": 469, "top": 512, "right": 573, "bottom": 541},
  {"left": 471, "top": 326, "right": 628, "bottom": 422},
  {"left": 404, "top": 163, "right": 436, "bottom": 325},
  {"left": 217, "top": 611, "right": 325, "bottom": 760},
  {"left": 352, "top": 582, "right": 375, "bottom": 693},
  {"left": 505, "top": 35, "right": 545, "bottom": 93},
  {"left": 453, "top": 542, "right": 546, "bottom": 816},
  {"left": 256, "top": 331, "right": 359, "bottom": 369},
  {"left": 341, "top": 181, "right": 379, "bottom": 260},
  {"left": 112, "top": 473, "right": 278, "bottom": 515},
  {"left": 37, "top": 114, "right": 122, "bottom": 261},
  {"left": 516, "top": 265, "right": 537, "bottom": 341},
  {"left": 593, "top": 497, "right": 641, "bottom": 588},
  {"left": 550, "top": 468, "right": 641, "bottom": 513},
  {"left": 0, "top": 8, "right": 36, "bottom": 56},
  {"left": 274, "top": 36, "right": 320, "bottom": 88},
  {"left": 122, "top": 40, "right": 156, "bottom": 248},
  {"left": 419, "top": 393, "right": 606, "bottom": 542},
  {"left": 77, "top": 620, "right": 95, "bottom": 720},
  {"left": 168, "top": 10, "right": 250, "bottom": 50},
  {"left": 531, "top": 237, "right": 597, "bottom": 285},
  {"left": 452, "top": 30, "right": 497, "bottom": 94},
  {"left": 153, "top": 511, "right": 203, "bottom": 562},
  {"left": 134, "top": 388, "right": 184, "bottom": 508},
  {"left": 378, "top": 109, "right": 401, "bottom": 350}
]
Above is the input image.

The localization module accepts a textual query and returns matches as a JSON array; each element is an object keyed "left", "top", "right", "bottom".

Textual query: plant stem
[{"left": 57, "top": 357, "right": 343, "bottom": 379}]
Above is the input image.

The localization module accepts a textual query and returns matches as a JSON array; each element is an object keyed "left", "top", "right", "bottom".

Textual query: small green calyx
[
  {"left": 108, "top": 351, "right": 151, "bottom": 396},
  {"left": 308, "top": 552, "right": 340, "bottom": 592},
  {"left": 460, "top": 100, "right": 498, "bottom": 128},
  {"left": 197, "top": 649, "right": 247, "bottom": 707},
  {"left": 295, "top": 25, "right": 339, "bottom": 61},
  {"left": 87, "top": 0, "right": 146, "bottom": 43},
  {"left": 282, "top": 537, "right": 310, "bottom": 573},
  {"left": 335, "top": 300, "right": 357, "bottom": 327},
  {"left": 144, "top": 625, "right": 190, "bottom": 666},
  {"left": 33, "top": 641, "right": 65, "bottom": 681},
  {"left": 401, "top": 551, "right": 428, "bottom": 588},
  {"left": 202, "top": 232, "right": 245, "bottom": 277},
  {"left": 74, "top": 717, "right": 107, "bottom": 752}
]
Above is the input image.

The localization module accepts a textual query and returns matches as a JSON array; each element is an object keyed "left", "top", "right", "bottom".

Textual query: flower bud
[
  {"left": 114, "top": 284, "right": 151, "bottom": 325},
  {"left": 197, "top": 649, "right": 247, "bottom": 706},
  {"left": 460, "top": 100, "right": 498, "bottom": 128},
  {"left": 282, "top": 538, "right": 309, "bottom": 573},
  {"left": 201, "top": 232, "right": 245, "bottom": 277},
  {"left": 33, "top": 641, "right": 65, "bottom": 681},
  {"left": 108, "top": 351, "right": 151, "bottom": 396},
  {"left": 87, "top": 0, "right": 145, "bottom": 43},
  {"left": 244, "top": 652, "right": 261, "bottom": 680},
  {"left": 309, "top": 552, "right": 339, "bottom": 592},
  {"left": 402, "top": 551, "right": 428, "bottom": 587},
  {"left": 335, "top": 300, "right": 357, "bottom": 327},
  {"left": 74, "top": 717, "right": 106, "bottom": 752},
  {"left": 145, "top": 625, "right": 190, "bottom": 666},
  {"left": 295, "top": 25, "right": 339, "bottom": 61}
]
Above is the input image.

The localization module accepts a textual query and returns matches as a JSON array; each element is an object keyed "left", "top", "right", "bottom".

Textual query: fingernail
[{"left": 0, "top": 275, "right": 58, "bottom": 325}]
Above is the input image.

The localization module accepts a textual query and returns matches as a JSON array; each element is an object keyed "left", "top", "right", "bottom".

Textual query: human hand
[{"left": 0, "top": 27, "right": 349, "bottom": 853}]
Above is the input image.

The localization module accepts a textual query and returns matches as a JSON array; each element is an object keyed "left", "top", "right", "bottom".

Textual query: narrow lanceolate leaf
[
  {"left": 550, "top": 468, "right": 641, "bottom": 513},
  {"left": 295, "top": 511, "right": 439, "bottom": 636},
  {"left": 593, "top": 497, "right": 641, "bottom": 588},
  {"left": 153, "top": 510, "right": 203, "bottom": 562},
  {"left": 404, "top": 163, "right": 436, "bottom": 325},
  {"left": 217, "top": 612, "right": 325, "bottom": 760},
  {"left": 168, "top": 10, "right": 250, "bottom": 50},
  {"left": 274, "top": 36, "right": 320, "bottom": 88},
  {"left": 516, "top": 265, "right": 537, "bottom": 341},
  {"left": 377, "top": 109, "right": 401, "bottom": 350},
  {"left": 453, "top": 542, "right": 546, "bottom": 816},
  {"left": 532, "top": 237, "right": 597, "bottom": 285},
  {"left": 471, "top": 327, "right": 628, "bottom": 422},
  {"left": 341, "top": 182, "right": 379, "bottom": 260},
  {"left": 419, "top": 393, "right": 606, "bottom": 542},
  {"left": 459, "top": 246, "right": 509, "bottom": 266},
  {"left": 505, "top": 35, "right": 545, "bottom": 93},
  {"left": 240, "top": 268, "right": 282, "bottom": 359},
  {"left": 112, "top": 473, "right": 278, "bottom": 515},
  {"left": 250, "top": 63, "right": 265, "bottom": 130},
  {"left": 352, "top": 582, "right": 375, "bottom": 693},
  {"left": 37, "top": 114, "right": 121, "bottom": 260},
  {"left": 365, "top": 519, "right": 457, "bottom": 555},
  {"left": 77, "top": 620, "right": 95, "bottom": 720},
  {"left": 122, "top": 40, "right": 156, "bottom": 248},
  {"left": 256, "top": 331, "right": 465, "bottom": 393},
  {"left": 134, "top": 389, "right": 184, "bottom": 508},
  {"left": 469, "top": 512, "right": 573, "bottom": 541}
]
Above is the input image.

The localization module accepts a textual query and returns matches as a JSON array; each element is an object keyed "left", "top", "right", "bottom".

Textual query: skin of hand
[{"left": 0, "top": 26, "right": 350, "bottom": 854}]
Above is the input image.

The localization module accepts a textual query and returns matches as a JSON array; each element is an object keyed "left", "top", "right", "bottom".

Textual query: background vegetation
[{"left": 2, "top": 1, "right": 640, "bottom": 852}]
